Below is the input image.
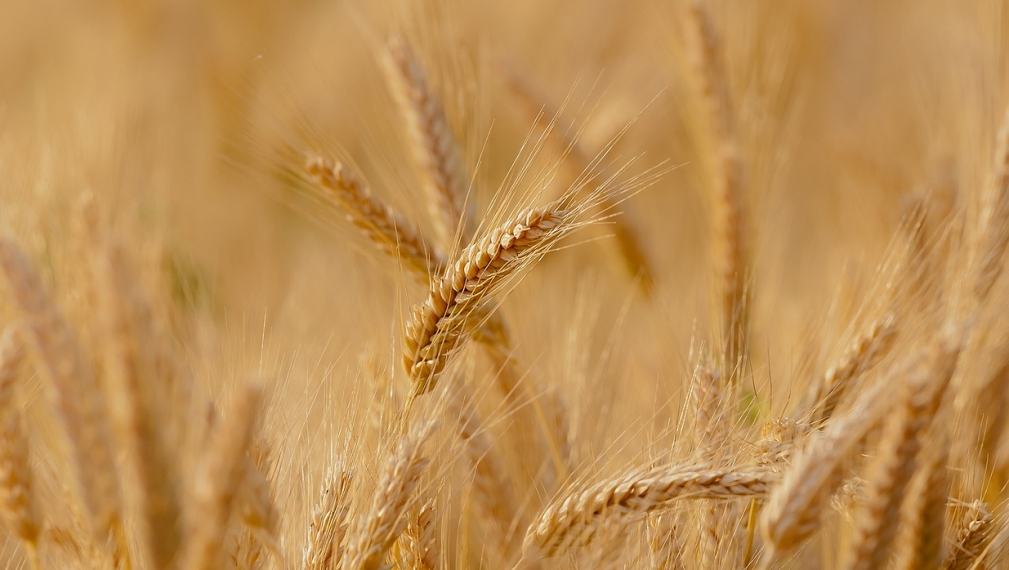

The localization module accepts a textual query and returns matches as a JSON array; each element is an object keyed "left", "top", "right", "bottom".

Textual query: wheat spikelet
[
  {"left": 942, "top": 500, "right": 993, "bottom": 570},
  {"left": 0, "top": 327, "right": 39, "bottom": 566},
  {"left": 181, "top": 382, "right": 263, "bottom": 570},
  {"left": 303, "top": 466, "right": 353, "bottom": 570},
  {"left": 690, "top": 357, "right": 728, "bottom": 458},
  {"left": 382, "top": 34, "right": 471, "bottom": 247},
  {"left": 344, "top": 422, "right": 435, "bottom": 570},
  {"left": 802, "top": 314, "right": 897, "bottom": 424},
  {"left": 893, "top": 422, "right": 950, "bottom": 570},
  {"left": 306, "top": 156, "right": 441, "bottom": 281},
  {"left": 91, "top": 239, "right": 182, "bottom": 570},
  {"left": 683, "top": 0, "right": 748, "bottom": 368},
  {"left": 403, "top": 198, "right": 586, "bottom": 395},
  {"left": 524, "top": 464, "right": 774, "bottom": 558},
  {"left": 843, "top": 340, "right": 959, "bottom": 570},
  {"left": 0, "top": 238, "right": 124, "bottom": 543}
]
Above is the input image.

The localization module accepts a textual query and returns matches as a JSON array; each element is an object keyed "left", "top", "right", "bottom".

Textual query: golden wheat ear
[
  {"left": 0, "top": 238, "right": 127, "bottom": 559},
  {"left": 180, "top": 382, "right": 264, "bottom": 570},
  {"left": 303, "top": 464, "right": 354, "bottom": 570},
  {"left": 381, "top": 34, "right": 472, "bottom": 248},
  {"left": 306, "top": 155, "right": 443, "bottom": 282},
  {"left": 343, "top": 421, "right": 436, "bottom": 570}
]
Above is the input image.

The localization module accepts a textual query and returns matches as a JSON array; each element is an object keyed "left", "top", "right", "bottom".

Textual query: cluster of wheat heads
[{"left": 4, "top": 0, "right": 1009, "bottom": 569}]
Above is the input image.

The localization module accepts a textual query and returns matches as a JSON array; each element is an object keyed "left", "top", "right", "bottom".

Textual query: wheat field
[{"left": 0, "top": 0, "right": 1007, "bottom": 568}]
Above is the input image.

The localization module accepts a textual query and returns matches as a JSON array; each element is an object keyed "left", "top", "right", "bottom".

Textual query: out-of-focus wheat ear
[
  {"left": 525, "top": 464, "right": 774, "bottom": 558},
  {"left": 801, "top": 314, "right": 898, "bottom": 425},
  {"left": 403, "top": 198, "right": 586, "bottom": 397},
  {"left": 344, "top": 421, "right": 436, "bottom": 570},
  {"left": 496, "top": 61, "right": 656, "bottom": 294},
  {"left": 683, "top": 0, "right": 749, "bottom": 369},
  {"left": 382, "top": 35, "right": 472, "bottom": 248},
  {"left": 180, "top": 382, "right": 263, "bottom": 570},
  {"left": 0, "top": 238, "right": 125, "bottom": 546},
  {"left": 760, "top": 358, "right": 901, "bottom": 563},
  {"left": 303, "top": 465, "right": 353, "bottom": 570},
  {"left": 893, "top": 422, "right": 950, "bottom": 570},
  {"left": 843, "top": 340, "right": 959, "bottom": 570},
  {"left": 941, "top": 501, "right": 993, "bottom": 570},
  {"left": 90, "top": 239, "right": 182, "bottom": 570},
  {"left": 306, "top": 156, "right": 443, "bottom": 282},
  {"left": 971, "top": 105, "right": 1009, "bottom": 308},
  {"left": 451, "top": 390, "right": 521, "bottom": 559},
  {"left": 399, "top": 499, "right": 439, "bottom": 570},
  {"left": 690, "top": 356, "right": 729, "bottom": 459},
  {"left": 0, "top": 328, "right": 40, "bottom": 569},
  {"left": 239, "top": 449, "right": 280, "bottom": 564}
]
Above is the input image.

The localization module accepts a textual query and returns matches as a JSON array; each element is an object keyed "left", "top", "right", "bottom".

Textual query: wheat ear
[
  {"left": 942, "top": 500, "right": 993, "bottom": 570},
  {"left": 344, "top": 422, "right": 435, "bottom": 570},
  {"left": 0, "top": 328, "right": 39, "bottom": 568},
  {"left": 0, "top": 238, "right": 124, "bottom": 544},
  {"left": 306, "top": 156, "right": 442, "bottom": 281},
  {"left": 684, "top": 0, "right": 748, "bottom": 368},
  {"left": 91, "top": 240, "right": 182, "bottom": 569},
  {"left": 843, "top": 340, "right": 959, "bottom": 570},
  {"left": 181, "top": 383, "right": 263, "bottom": 570},
  {"left": 892, "top": 422, "right": 950, "bottom": 570},
  {"left": 802, "top": 314, "right": 897, "bottom": 424},
  {"left": 382, "top": 35, "right": 471, "bottom": 247},
  {"left": 525, "top": 465, "right": 774, "bottom": 558},
  {"left": 303, "top": 466, "right": 353, "bottom": 570},
  {"left": 403, "top": 197, "right": 589, "bottom": 396},
  {"left": 400, "top": 499, "right": 439, "bottom": 570}
]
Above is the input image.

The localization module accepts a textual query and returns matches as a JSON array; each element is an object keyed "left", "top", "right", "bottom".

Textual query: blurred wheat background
[{"left": 0, "top": 0, "right": 1007, "bottom": 568}]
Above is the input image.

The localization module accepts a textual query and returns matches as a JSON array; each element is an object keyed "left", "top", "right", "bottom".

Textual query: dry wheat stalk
[
  {"left": 0, "top": 327, "right": 39, "bottom": 567},
  {"left": 91, "top": 240, "right": 182, "bottom": 570},
  {"left": 497, "top": 62, "right": 656, "bottom": 293},
  {"left": 524, "top": 464, "right": 774, "bottom": 558},
  {"left": 802, "top": 314, "right": 898, "bottom": 424},
  {"left": 180, "top": 383, "right": 263, "bottom": 570},
  {"left": 306, "top": 156, "right": 442, "bottom": 281},
  {"left": 403, "top": 196, "right": 590, "bottom": 395},
  {"left": 683, "top": 0, "right": 748, "bottom": 368},
  {"left": 942, "top": 500, "right": 993, "bottom": 570},
  {"left": 893, "top": 422, "right": 950, "bottom": 570},
  {"left": 382, "top": 35, "right": 471, "bottom": 247},
  {"left": 344, "top": 422, "right": 435, "bottom": 570},
  {"left": 843, "top": 340, "right": 959, "bottom": 570},
  {"left": 0, "top": 238, "right": 124, "bottom": 545},
  {"left": 303, "top": 466, "right": 353, "bottom": 570}
]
